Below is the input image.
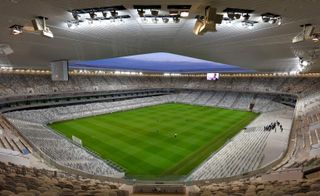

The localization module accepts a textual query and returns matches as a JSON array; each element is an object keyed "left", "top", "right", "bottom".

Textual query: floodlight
[
  {"left": 102, "top": 11, "right": 107, "bottom": 18},
  {"left": 9, "top": 25, "right": 23, "bottom": 35},
  {"left": 262, "top": 16, "right": 270, "bottom": 23},
  {"left": 137, "top": 9, "right": 145, "bottom": 17},
  {"left": 173, "top": 16, "right": 180, "bottom": 23},
  {"left": 227, "top": 12, "right": 235, "bottom": 20},
  {"left": 89, "top": 12, "right": 96, "bottom": 20},
  {"left": 111, "top": 10, "right": 118, "bottom": 18},
  {"left": 152, "top": 17, "right": 159, "bottom": 24},
  {"left": 277, "top": 17, "right": 282, "bottom": 26},
  {"left": 162, "top": 17, "right": 169, "bottom": 23},
  {"left": 235, "top": 13, "right": 241, "bottom": 19},
  {"left": 243, "top": 13, "right": 250, "bottom": 20},
  {"left": 72, "top": 11, "right": 79, "bottom": 20},
  {"left": 151, "top": 10, "right": 159, "bottom": 17}
]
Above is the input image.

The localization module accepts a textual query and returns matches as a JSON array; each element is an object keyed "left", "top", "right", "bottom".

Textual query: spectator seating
[
  {"left": 1, "top": 73, "right": 320, "bottom": 100},
  {"left": 3, "top": 92, "right": 294, "bottom": 179},
  {"left": 188, "top": 127, "right": 270, "bottom": 181},
  {"left": 2, "top": 72, "right": 320, "bottom": 187},
  {"left": 9, "top": 119, "right": 124, "bottom": 178},
  {"left": 195, "top": 170, "right": 320, "bottom": 196},
  {"left": 0, "top": 161, "right": 127, "bottom": 196}
]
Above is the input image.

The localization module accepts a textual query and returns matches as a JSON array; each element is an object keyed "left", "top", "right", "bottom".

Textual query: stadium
[{"left": 0, "top": 0, "right": 320, "bottom": 195}]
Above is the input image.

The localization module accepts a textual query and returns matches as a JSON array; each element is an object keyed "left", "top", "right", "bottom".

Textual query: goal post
[{"left": 72, "top": 135, "right": 82, "bottom": 146}]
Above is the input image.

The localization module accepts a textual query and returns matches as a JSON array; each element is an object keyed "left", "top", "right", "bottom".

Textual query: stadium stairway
[
  {"left": 230, "top": 93, "right": 242, "bottom": 109},
  {"left": 0, "top": 115, "right": 32, "bottom": 155},
  {"left": 214, "top": 92, "right": 226, "bottom": 107},
  {"left": 205, "top": 92, "right": 225, "bottom": 106},
  {"left": 195, "top": 92, "right": 216, "bottom": 105},
  {"left": 191, "top": 91, "right": 204, "bottom": 104}
]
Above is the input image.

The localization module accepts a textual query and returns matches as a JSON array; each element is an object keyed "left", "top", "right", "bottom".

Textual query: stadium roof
[
  {"left": 70, "top": 52, "right": 253, "bottom": 73},
  {"left": 1, "top": 0, "right": 320, "bottom": 72}
]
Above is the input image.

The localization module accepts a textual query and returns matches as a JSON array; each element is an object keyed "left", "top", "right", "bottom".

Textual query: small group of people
[{"left": 264, "top": 120, "right": 284, "bottom": 132}]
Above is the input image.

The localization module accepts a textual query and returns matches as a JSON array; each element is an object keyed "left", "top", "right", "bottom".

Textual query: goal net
[{"left": 72, "top": 135, "right": 82, "bottom": 146}]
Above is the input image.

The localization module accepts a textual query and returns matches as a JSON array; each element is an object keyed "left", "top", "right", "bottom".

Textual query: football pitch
[{"left": 49, "top": 103, "right": 258, "bottom": 179}]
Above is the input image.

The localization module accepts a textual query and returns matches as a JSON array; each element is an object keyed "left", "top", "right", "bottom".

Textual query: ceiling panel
[{"left": 1, "top": 0, "right": 320, "bottom": 72}]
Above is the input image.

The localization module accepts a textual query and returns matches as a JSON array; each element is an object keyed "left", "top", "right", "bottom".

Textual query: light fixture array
[
  {"left": 66, "top": 6, "right": 131, "bottom": 29},
  {"left": 134, "top": 5, "right": 191, "bottom": 24},
  {"left": 221, "top": 8, "right": 282, "bottom": 30},
  {"left": 261, "top": 13, "right": 282, "bottom": 26},
  {"left": 242, "top": 20, "right": 258, "bottom": 29},
  {"left": 222, "top": 8, "right": 257, "bottom": 29}
]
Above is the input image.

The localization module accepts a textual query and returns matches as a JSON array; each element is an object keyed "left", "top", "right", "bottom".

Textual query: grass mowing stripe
[
  {"left": 55, "top": 115, "right": 188, "bottom": 173},
  {"left": 86, "top": 118, "right": 191, "bottom": 156},
  {"left": 49, "top": 103, "right": 258, "bottom": 179},
  {"left": 162, "top": 113, "right": 257, "bottom": 175}
]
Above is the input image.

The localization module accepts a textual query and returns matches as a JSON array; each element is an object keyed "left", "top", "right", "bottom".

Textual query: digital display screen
[{"left": 207, "top": 73, "right": 220, "bottom": 81}]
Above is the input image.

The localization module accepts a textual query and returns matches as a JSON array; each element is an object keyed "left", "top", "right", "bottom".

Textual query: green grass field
[{"left": 49, "top": 103, "right": 258, "bottom": 179}]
